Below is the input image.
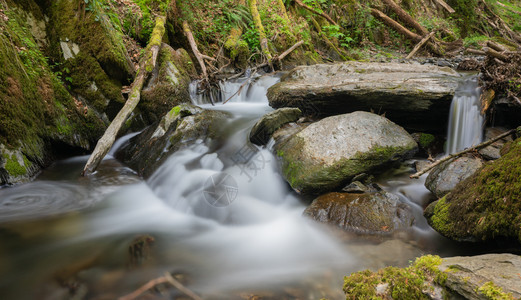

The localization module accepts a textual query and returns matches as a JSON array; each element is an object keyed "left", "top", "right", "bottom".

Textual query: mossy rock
[
  {"left": 0, "top": 0, "right": 105, "bottom": 184},
  {"left": 138, "top": 44, "right": 195, "bottom": 125},
  {"left": 116, "top": 104, "right": 230, "bottom": 178},
  {"left": 304, "top": 191, "right": 414, "bottom": 235},
  {"left": 274, "top": 111, "right": 418, "bottom": 194},
  {"left": 44, "top": 0, "right": 135, "bottom": 118},
  {"left": 424, "top": 137, "right": 521, "bottom": 243},
  {"left": 343, "top": 255, "right": 447, "bottom": 299}
]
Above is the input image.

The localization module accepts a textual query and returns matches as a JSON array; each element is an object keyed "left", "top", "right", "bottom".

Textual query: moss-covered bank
[{"left": 0, "top": 0, "right": 107, "bottom": 184}]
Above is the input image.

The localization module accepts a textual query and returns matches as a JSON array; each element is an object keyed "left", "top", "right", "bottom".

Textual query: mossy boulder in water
[
  {"left": 274, "top": 111, "right": 418, "bottom": 194},
  {"left": 304, "top": 191, "right": 414, "bottom": 235},
  {"left": 116, "top": 104, "right": 230, "bottom": 178},
  {"left": 424, "top": 137, "right": 521, "bottom": 243},
  {"left": 249, "top": 107, "right": 302, "bottom": 145}
]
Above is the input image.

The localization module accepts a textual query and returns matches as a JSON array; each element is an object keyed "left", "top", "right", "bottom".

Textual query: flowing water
[
  {"left": 446, "top": 75, "right": 484, "bottom": 154},
  {"left": 0, "top": 74, "right": 471, "bottom": 299}
]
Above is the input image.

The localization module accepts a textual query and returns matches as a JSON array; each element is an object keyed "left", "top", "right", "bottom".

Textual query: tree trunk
[
  {"left": 371, "top": 8, "right": 421, "bottom": 42},
  {"left": 83, "top": 16, "right": 166, "bottom": 176},
  {"left": 381, "top": 0, "right": 428, "bottom": 35},
  {"left": 406, "top": 32, "right": 434, "bottom": 59},
  {"left": 183, "top": 20, "right": 208, "bottom": 80},
  {"left": 248, "top": 0, "right": 273, "bottom": 66},
  {"left": 294, "top": 0, "right": 338, "bottom": 26}
]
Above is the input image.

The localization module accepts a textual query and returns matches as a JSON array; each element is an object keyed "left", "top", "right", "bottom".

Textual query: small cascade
[
  {"left": 446, "top": 76, "right": 484, "bottom": 154},
  {"left": 189, "top": 72, "right": 282, "bottom": 105}
]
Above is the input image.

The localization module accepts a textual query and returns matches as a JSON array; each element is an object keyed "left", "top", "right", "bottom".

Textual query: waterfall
[{"left": 445, "top": 76, "right": 484, "bottom": 154}]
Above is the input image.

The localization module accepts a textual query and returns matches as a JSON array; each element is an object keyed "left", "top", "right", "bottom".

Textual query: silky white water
[
  {"left": 0, "top": 74, "right": 463, "bottom": 299},
  {"left": 446, "top": 76, "right": 484, "bottom": 154}
]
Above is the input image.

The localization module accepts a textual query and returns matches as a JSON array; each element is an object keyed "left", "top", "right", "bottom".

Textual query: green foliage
[
  {"left": 463, "top": 34, "right": 488, "bottom": 47},
  {"left": 322, "top": 24, "right": 353, "bottom": 48}
]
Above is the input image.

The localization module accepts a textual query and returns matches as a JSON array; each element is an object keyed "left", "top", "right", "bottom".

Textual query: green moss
[
  {"left": 477, "top": 281, "right": 514, "bottom": 300},
  {"left": 343, "top": 255, "right": 446, "bottom": 299},
  {"left": 418, "top": 133, "right": 435, "bottom": 149},
  {"left": 4, "top": 154, "right": 27, "bottom": 177},
  {"left": 429, "top": 196, "right": 452, "bottom": 236},
  {"left": 426, "top": 137, "right": 521, "bottom": 242}
]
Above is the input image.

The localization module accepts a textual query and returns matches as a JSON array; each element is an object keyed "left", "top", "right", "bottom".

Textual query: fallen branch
[
  {"left": 164, "top": 272, "right": 203, "bottom": 300},
  {"left": 119, "top": 272, "right": 203, "bottom": 300},
  {"left": 487, "top": 40, "right": 507, "bottom": 52},
  {"left": 183, "top": 20, "right": 208, "bottom": 81},
  {"left": 406, "top": 32, "right": 435, "bottom": 59},
  {"left": 410, "top": 128, "right": 518, "bottom": 179},
  {"left": 201, "top": 54, "right": 216, "bottom": 61},
  {"left": 119, "top": 276, "right": 168, "bottom": 300},
  {"left": 465, "top": 48, "right": 486, "bottom": 55},
  {"left": 483, "top": 46, "right": 509, "bottom": 61},
  {"left": 371, "top": 8, "right": 421, "bottom": 42},
  {"left": 249, "top": 0, "right": 273, "bottom": 69},
  {"left": 381, "top": 0, "right": 428, "bottom": 35},
  {"left": 434, "top": 0, "right": 455, "bottom": 13},
  {"left": 294, "top": 0, "right": 338, "bottom": 26},
  {"left": 276, "top": 40, "right": 304, "bottom": 61},
  {"left": 83, "top": 16, "right": 166, "bottom": 176}
]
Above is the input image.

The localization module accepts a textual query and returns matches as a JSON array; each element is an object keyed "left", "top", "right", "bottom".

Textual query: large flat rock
[{"left": 267, "top": 62, "right": 462, "bottom": 132}]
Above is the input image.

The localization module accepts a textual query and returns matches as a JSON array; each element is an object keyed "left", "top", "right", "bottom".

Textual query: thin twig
[
  {"left": 410, "top": 128, "right": 518, "bottom": 179},
  {"left": 119, "top": 276, "right": 169, "bottom": 300},
  {"left": 164, "top": 272, "right": 203, "bottom": 300}
]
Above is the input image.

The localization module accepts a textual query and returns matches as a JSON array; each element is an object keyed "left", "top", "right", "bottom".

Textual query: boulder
[
  {"left": 439, "top": 254, "right": 521, "bottom": 299},
  {"left": 249, "top": 107, "right": 302, "bottom": 145},
  {"left": 267, "top": 62, "right": 461, "bottom": 132},
  {"left": 304, "top": 191, "right": 414, "bottom": 235},
  {"left": 116, "top": 104, "right": 230, "bottom": 178},
  {"left": 424, "top": 137, "right": 521, "bottom": 243},
  {"left": 274, "top": 111, "right": 418, "bottom": 194},
  {"left": 425, "top": 156, "right": 483, "bottom": 198}
]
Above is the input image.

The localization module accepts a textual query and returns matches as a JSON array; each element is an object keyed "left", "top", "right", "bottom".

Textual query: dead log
[
  {"left": 381, "top": 0, "right": 428, "bottom": 35},
  {"left": 483, "top": 46, "right": 509, "bottom": 61},
  {"left": 83, "top": 16, "right": 166, "bottom": 176},
  {"left": 371, "top": 8, "right": 421, "bottom": 42},
  {"left": 410, "top": 128, "right": 518, "bottom": 179},
  {"left": 433, "top": 0, "right": 455, "bottom": 13},
  {"left": 183, "top": 20, "right": 208, "bottom": 81},
  {"left": 406, "top": 32, "right": 435, "bottom": 59},
  {"left": 294, "top": 0, "right": 338, "bottom": 26},
  {"left": 465, "top": 48, "right": 486, "bottom": 55},
  {"left": 486, "top": 40, "right": 507, "bottom": 52},
  {"left": 249, "top": 0, "right": 273, "bottom": 68}
]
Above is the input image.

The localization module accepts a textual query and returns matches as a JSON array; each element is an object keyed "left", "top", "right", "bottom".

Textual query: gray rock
[
  {"left": 116, "top": 104, "right": 229, "bottom": 177},
  {"left": 425, "top": 156, "right": 483, "bottom": 198},
  {"left": 439, "top": 253, "right": 521, "bottom": 299},
  {"left": 274, "top": 111, "right": 418, "bottom": 194},
  {"left": 267, "top": 62, "right": 461, "bottom": 132},
  {"left": 303, "top": 191, "right": 414, "bottom": 234},
  {"left": 478, "top": 127, "right": 514, "bottom": 160},
  {"left": 249, "top": 107, "right": 301, "bottom": 145},
  {"left": 342, "top": 181, "right": 381, "bottom": 193}
]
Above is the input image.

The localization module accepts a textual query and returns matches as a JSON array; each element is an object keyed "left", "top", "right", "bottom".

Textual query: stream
[{"left": 0, "top": 73, "right": 483, "bottom": 299}]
